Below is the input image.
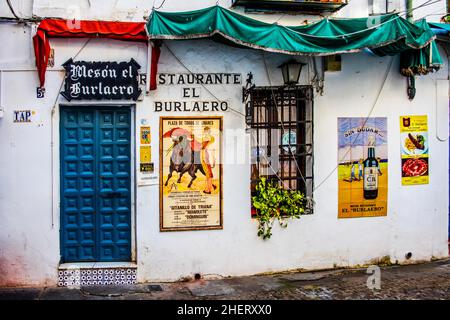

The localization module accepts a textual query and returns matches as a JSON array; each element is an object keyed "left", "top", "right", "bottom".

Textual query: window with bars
[{"left": 247, "top": 85, "right": 314, "bottom": 214}]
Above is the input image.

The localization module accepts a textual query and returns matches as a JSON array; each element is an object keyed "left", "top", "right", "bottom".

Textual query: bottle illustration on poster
[{"left": 363, "top": 136, "right": 379, "bottom": 200}]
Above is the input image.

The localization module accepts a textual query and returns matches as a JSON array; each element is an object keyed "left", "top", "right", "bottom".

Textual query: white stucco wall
[
  {"left": 0, "top": 0, "right": 449, "bottom": 286},
  {"left": 136, "top": 41, "right": 449, "bottom": 282}
]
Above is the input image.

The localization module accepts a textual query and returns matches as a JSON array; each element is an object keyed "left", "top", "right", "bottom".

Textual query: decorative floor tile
[{"left": 58, "top": 267, "right": 137, "bottom": 287}]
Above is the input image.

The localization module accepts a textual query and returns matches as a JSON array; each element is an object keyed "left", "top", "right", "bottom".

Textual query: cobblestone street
[{"left": 1, "top": 259, "right": 450, "bottom": 300}]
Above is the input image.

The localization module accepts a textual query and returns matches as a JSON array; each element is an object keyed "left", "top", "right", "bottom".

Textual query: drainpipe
[
  {"left": 406, "top": 0, "right": 413, "bottom": 22},
  {"left": 406, "top": 0, "right": 415, "bottom": 100}
]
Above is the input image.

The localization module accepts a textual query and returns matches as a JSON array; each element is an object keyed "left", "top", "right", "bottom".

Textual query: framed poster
[
  {"left": 160, "top": 116, "right": 223, "bottom": 231},
  {"left": 338, "top": 117, "right": 388, "bottom": 218},
  {"left": 400, "top": 115, "right": 429, "bottom": 185}
]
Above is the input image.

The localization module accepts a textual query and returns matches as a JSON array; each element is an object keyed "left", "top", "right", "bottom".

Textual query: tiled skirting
[{"left": 58, "top": 266, "right": 137, "bottom": 287}]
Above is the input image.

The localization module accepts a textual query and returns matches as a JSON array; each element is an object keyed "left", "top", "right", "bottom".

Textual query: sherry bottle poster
[
  {"left": 338, "top": 118, "right": 388, "bottom": 218},
  {"left": 160, "top": 117, "right": 223, "bottom": 231},
  {"left": 400, "top": 115, "right": 429, "bottom": 185}
]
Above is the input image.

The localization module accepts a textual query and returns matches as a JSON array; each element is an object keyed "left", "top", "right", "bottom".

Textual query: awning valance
[
  {"left": 428, "top": 22, "right": 450, "bottom": 32},
  {"left": 33, "top": 19, "right": 147, "bottom": 87},
  {"left": 399, "top": 20, "right": 443, "bottom": 77},
  {"left": 33, "top": 7, "right": 443, "bottom": 89},
  {"left": 147, "top": 5, "right": 437, "bottom": 57}
]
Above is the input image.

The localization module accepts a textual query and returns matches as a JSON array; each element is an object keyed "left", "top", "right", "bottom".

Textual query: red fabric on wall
[
  {"left": 150, "top": 44, "right": 161, "bottom": 91},
  {"left": 33, "top": 19, "right": 148, "bottom": 87},
  {"left": 33, "top": 29, "right": 51, "bottom": 87}
]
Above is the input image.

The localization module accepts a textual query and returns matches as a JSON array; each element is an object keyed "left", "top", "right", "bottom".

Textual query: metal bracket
[
  {"left": 243, "top": 72, "right": 255, "bottom": 125},
  {"left": 407, "top": 76, "right": 416, "bottom": 100},
  {"left": 242, "top": 72, "right": 255, "bottom": 103}
]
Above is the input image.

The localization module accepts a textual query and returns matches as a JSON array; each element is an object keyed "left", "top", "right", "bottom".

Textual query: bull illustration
[{"left": 163, "top": 127, "right": 206, "bottom": 188}]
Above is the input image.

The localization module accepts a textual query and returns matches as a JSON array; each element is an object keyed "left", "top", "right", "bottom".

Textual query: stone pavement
[{"left": 1, "top": 259, "right": 450, "bottom": 300}]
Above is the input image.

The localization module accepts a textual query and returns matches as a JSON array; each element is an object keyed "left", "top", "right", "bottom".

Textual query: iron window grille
[{"left": 247, "top": 85, "right": 314, "bottom": 209}]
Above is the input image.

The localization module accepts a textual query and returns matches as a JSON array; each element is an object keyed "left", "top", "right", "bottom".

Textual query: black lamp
[{"left": 279, "top": 60, "right": 306, "bottom": 85}]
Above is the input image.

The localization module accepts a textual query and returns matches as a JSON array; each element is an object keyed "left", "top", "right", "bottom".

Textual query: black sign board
[
  {"left": 140, "top": 163, "right": 154, "bottom": 173},
  {"left": 61, "top": 59, "right": 141, "bottom": 101}
]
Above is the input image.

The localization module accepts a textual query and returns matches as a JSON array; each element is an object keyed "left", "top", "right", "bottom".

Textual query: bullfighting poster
[
  {"left": 338, "top": 117, "right": 388, "bottom": 218},
  {"left": 160, "top": 117, "right": 223, "bottom": 231},
  {"left": 400, "top": 115, "right": 429, "bottom": 185}
]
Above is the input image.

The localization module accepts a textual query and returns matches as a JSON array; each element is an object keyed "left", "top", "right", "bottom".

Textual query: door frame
[{"left": 55, "top": 102, "right": 137, "bottom": 263}]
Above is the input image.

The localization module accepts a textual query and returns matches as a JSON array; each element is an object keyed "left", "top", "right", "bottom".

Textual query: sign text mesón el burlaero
[{"left": 61, "top": 59, "right": 141, "bottom": 101}]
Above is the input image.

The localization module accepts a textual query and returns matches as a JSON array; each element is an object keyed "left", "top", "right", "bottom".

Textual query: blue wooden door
[{"left": 60, "top": 106, "right": 132, "bottom": 262}]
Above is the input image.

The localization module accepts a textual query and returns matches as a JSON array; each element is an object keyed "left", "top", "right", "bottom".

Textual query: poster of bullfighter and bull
[{"left": 160, "top": 116, "right": 223, "bottom": 231}]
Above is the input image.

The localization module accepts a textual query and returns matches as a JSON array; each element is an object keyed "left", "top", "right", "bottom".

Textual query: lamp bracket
[{"left": 242, "top": 72, "right": 255, "bottom": 103}]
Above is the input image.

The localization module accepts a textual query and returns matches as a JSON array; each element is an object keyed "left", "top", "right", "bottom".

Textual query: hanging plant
[{"left": 252, "top": 177, "right": 307, "bottom": 240}]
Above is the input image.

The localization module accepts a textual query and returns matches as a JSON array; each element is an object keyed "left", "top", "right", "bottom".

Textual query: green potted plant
[{"left": 252, "top": 177, "right": 307, "bottom": 239}]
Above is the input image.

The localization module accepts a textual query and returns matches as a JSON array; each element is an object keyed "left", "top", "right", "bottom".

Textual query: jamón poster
[
  {"left": 400, "top": 115, "right": 429, "bottom": 185},
  {"left": 160, "top": 117, "right": 223, "bottom": 231},
  {"left": 338, "top": 117, "right": 388, "bottom": 218}
]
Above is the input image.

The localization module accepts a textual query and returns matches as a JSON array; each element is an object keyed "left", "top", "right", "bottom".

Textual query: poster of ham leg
[{"left": 400, "top": 115, "right": 429, "bottom": 185}]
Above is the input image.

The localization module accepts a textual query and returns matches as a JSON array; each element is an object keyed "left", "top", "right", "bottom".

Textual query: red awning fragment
[
  {"left": 150, "top": 42, "right": 161, "bottom": 91},
  {"left": 33, "top": 19, "right": 147, "bottom": 87}
]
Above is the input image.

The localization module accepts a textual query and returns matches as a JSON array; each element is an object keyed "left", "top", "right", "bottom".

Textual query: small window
[
  {"left": 369, "top": 0, "right": 400, "bottom": 15},
  {"left": 369, "top": 0, "right": 386, "bottom": 15},
  {"left": 232, "top": 0, "right": 348, "bottom": 14},
  {"left": 247, "top": 86, "right": 314, "bottom": 214}
]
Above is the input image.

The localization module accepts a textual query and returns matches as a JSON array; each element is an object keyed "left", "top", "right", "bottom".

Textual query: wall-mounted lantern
[{"left": 279, "top": 60, "right": 306, "bottom": 86}]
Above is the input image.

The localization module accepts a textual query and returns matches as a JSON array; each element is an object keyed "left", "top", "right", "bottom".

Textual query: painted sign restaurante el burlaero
[{"left": 61, "top": 59, "right": 141, "bottom": 101}]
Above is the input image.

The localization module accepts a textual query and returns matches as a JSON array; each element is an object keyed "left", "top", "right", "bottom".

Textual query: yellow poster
[
  {"left": 160, "top": 117, "right": 222, "bottom": 231},
  {"left": 140, "top": 146, "right": 151, "bottom": 163},
  {"left": 338, "top": 118, "right": 388, "bottom": 218},
  {"left": 400, "top": 115, "right": 429, "bottom": 185}
]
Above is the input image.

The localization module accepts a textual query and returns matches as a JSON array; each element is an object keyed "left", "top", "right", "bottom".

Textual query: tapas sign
[{"left": 13, "top": 110, "right": 35, "bottom": 123}]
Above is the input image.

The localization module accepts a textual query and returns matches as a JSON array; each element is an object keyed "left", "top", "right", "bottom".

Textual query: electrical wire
[
  {"left": 422, "top": 13, "right": 448, "bottom": 18},
  {"left": 0, "top": 1, "right": 439, "bottom": 220},
  {"left": 4, "top": 0, "right": 45, "bottom": 23},
  {"left": 313, "top": 55, "right": 395, "bottom": 192},
  {"left": 163, "top": 42, "right": 246, "bottom": 118},
  {"left": 149, "top": 3, "right": 397, "bottom": 40},
  {"left": 398, "top": 0, "right": 448, "bottom": 21},
  {"left": 398, "top": 0, "right": 441, "bottom": 16},
  {"left": 261, "top": 52, "right": 316, "bottom": 210},
  {"left": 161, "top": 49, "right": 313, "bottom": 206},
  {"left": 264, "top": 0, "right": 441, "bottom": 40},
  {"left": 261, "top": 52, "right": 309, "bottom": 188},
  {"left": 162, "top": 43, "right": 290, "bottom": 191},
  {"left": 6, "top": 0, "right": 20, "bottom": 20},
  {"left": 274, "top": 14, "right": 286, "bottom": 24},
  {"left": 153, "top": 0, "right": 167, "bottom": 10},
  {"left": 249, "top": 131, "right": 290, "bottom": 187},
  {"left": 419, "top": 6, "right": 449, "bottom": 20},
  {"left": 284, "top": 0, "right": 439, "bottom": 40},
  {"left": 164, "top": 41, "right": 395, "bottom": 199},
  {"left": 283, "top": 14, "right": 402, "bottom": 39}
]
